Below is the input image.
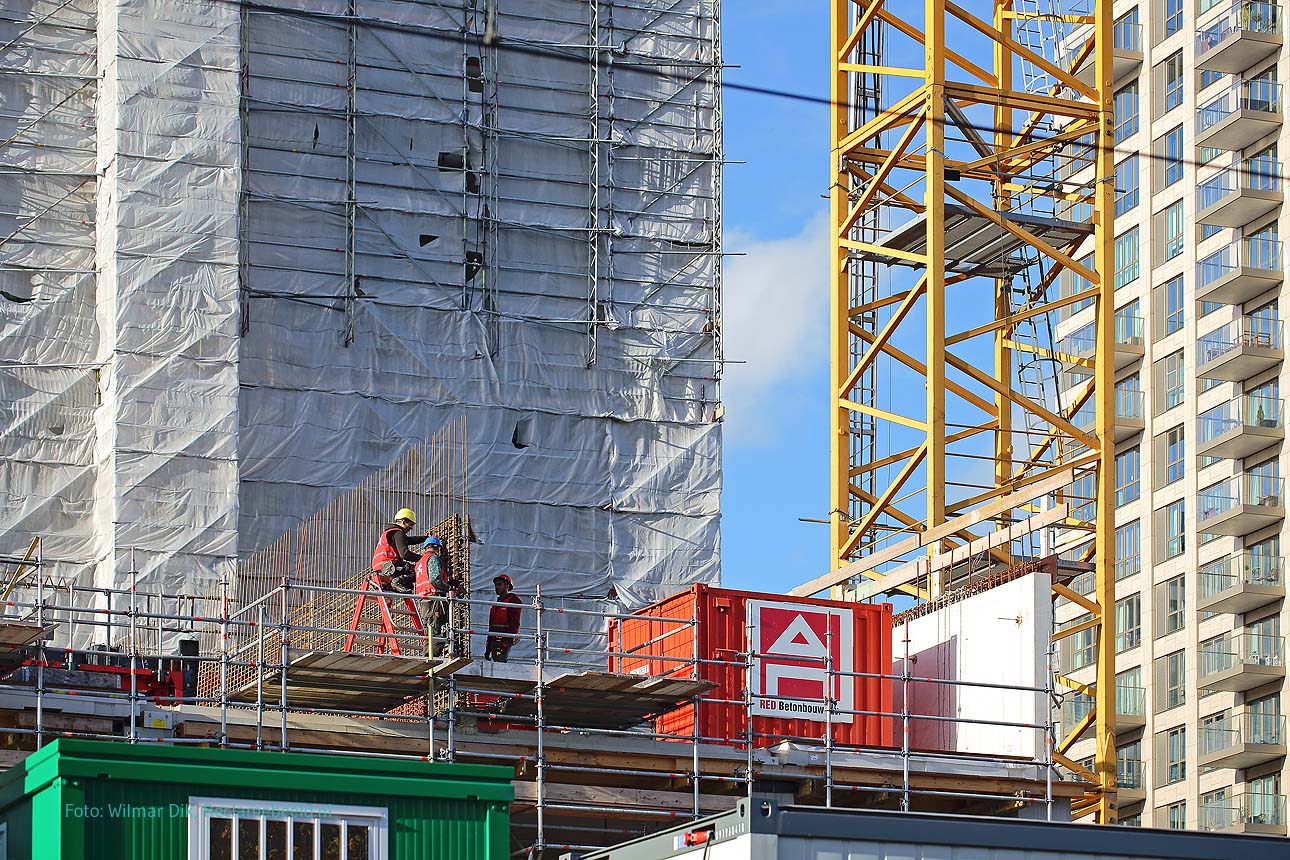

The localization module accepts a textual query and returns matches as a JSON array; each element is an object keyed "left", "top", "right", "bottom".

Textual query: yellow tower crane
[{"left": 828, "top": 1, "right": 1118, "bottom": 822}]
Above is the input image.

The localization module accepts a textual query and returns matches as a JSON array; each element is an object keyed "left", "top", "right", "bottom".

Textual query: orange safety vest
[{"left": 371, "top": 526, "right": 403, "bottom": 572}]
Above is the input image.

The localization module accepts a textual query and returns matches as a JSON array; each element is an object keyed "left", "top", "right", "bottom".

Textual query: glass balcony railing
[
  {"left": 1199, "top": 633, "right": 1286, "bottom": 679},
  {"left": 1061, "top": 695, "right": 1094, "bottom": 735},
  {"left": 1059, "top": 317, "right": 1143, "bottom": 360},
  {"left": 1198, "top": 79, "right": 1283, "bottom": 133},
  {"left": 1199, "top": 2, "right": 1283, "bottom": 53},
  {"left": 1198, "top": 473, "right": 1285, "bottom": 525},
  {"left": 1199, "top": 394, "right": 1285, "bottom": 442},
  {"left": 1199, "top": 793, "right": 1286, "bottom": 831},
  {"left": 1115, "top": 388, "right": 1144, "bottom": 421},
  {"left": 1067, "top": 18, "right": 1143, "bottom": 62},
  {"left": 1198, "top": 316, "right": 1284, "bottom": 364},
  {"left": 1199, "top": 237, "right": 1284, "bottom": 290},
  {"left": 1117, "top": 757, "right": 1145, "bottom": 790},
  {"left": 1117, "top": 684, "right": 1146, "bottom": 718},
  {"left": 1114, "top": 313, "right": 1144, "bottom": 348},
  {"left": 1197, "top": 157, "right": 1282, "bottom": 210},
  {"left": 1201, "top": 552, "right": 1285, "bottom": 600}
]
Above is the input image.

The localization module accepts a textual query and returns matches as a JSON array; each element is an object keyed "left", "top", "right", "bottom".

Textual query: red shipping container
[{"left": 609, "top": 585, "right": 893, "bottom": 749}]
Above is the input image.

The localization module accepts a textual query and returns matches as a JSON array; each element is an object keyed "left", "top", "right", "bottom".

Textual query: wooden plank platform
[
  {"left": 229, "top": 652, "right": 470, "bottom": 711},
  {"left": 446, "top": 664, "right": 713, "bottom": 730}
]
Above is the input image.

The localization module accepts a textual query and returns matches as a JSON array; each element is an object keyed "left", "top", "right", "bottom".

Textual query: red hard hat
[{"left": 493, "top": 574, "right": 514, "bottom": 587}]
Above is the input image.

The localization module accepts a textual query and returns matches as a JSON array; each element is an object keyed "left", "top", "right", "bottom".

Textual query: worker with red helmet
[
  {"left": 371, "top": 508, "right": 427, "bottom": 593},
  {"left": 484, "top": 574, "right": 523, "bottom": 662}
]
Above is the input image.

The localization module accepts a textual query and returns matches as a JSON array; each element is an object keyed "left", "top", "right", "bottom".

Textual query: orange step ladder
[{"left": 343, "top": 573, "right": 425, "bottom": 655}]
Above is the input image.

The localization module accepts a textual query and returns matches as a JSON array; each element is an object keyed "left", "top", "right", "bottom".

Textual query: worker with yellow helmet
[{"left": 370, "top": 508, "right": 429, "bottom": 593}]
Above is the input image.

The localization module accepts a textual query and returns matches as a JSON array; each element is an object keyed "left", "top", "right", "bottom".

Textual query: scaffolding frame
[
  {"left": 0, "top": 540, "right": 1087, "bottom": 857},
  {"left": 826, "top": 0, "right": 1117, "bottom": 823}
]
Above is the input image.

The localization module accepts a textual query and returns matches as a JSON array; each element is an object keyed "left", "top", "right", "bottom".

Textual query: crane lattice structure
[{"left": 828, "top": 0, "right": 1118, "bottom": 822}]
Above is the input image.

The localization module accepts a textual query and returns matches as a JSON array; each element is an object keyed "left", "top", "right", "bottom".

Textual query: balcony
[
  {"left": 1196, "top": 316, "right": 1283, "bottom": 382},
  {"left": 1197, "top": 236, "right": 1283, "bottom": 306},
  {"left": 1197, "top": 2, "right": 1283, "bottom": 75},
  {"left": 1070, "top": 19, "right": 1144, "bottom": 87},
  {"left": 1198, "top": 633, "right": 1286, "bottom": 692},
  {"left": 1060, "top": 315, "right": 1144, "bottom": 371},
  {"left": 1196, "top": 80, "right": 1283, "bottom": 151},
  {"left": 1200, "top": 714, "right": 1286, "bottom": 769},
  {"left": 1196, "top": 159, "right": 1282, "bottom": 228},
  {"left": 1199, "top": 792, "right": 1287, "bottom": 835},
  {"left": 1199, "top": 552, "right": 1286, "bottom": 614},
  {"left": 1117, "top": 758, "right": 1146, "bottom": 804},
  {"left": 1074, "top": 388, "right": 1145, "bottom": 443},
  {"left": 1196, "top": 394, "right": 1285, "bottom": 460},
  {"left": 1198, "top": 474, "right": 1285, "bottom": 536},
  {"left": 1116, "top": 684, "right": 1146, "bottom": 732}
]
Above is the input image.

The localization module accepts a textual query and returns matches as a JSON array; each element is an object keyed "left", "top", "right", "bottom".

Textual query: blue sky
[{"left": 719, "top": 4, "right": 833, "bottom": 593}]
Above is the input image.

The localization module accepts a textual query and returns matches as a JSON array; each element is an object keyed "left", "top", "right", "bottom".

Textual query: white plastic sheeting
[
  {"left": 3, "top": 0, "right": 721, "bottom": 612},
  {"left": 237, "top": 0, "right": 722, "bottom": 609}
]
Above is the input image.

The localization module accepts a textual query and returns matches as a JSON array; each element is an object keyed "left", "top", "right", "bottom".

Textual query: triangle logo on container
[{"left": 747, "top": 599, "right": 855, "bottom": 723}]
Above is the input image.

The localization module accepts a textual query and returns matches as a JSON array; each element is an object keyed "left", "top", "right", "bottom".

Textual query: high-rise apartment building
[{"left": 1052, "top": 0, "right": 1289, "bottom": 833}]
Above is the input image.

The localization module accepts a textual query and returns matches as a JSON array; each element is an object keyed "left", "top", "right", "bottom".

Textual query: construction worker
[
  {"left": 370, "top": 508, "right": 426, "bottom": 594},
  {"left": 415, "top": 537, "right": 459, "bottom": 640},
  {"left": 484, "top": 574, "right": 523, "bottom": 662}
]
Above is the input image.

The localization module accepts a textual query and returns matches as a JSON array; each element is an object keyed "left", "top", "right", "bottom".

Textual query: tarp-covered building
[{"left": 0, "top": 0, "right": 722, "bottom": 612}]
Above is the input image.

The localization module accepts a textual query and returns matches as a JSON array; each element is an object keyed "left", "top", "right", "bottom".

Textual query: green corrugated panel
[{"left": 1, "top": 739, "right": 512, "bottom": 860}]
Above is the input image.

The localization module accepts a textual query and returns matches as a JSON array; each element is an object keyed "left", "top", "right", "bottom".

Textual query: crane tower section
[{"left": 828, "top": 1, "right": 1119, "bottom": 821}]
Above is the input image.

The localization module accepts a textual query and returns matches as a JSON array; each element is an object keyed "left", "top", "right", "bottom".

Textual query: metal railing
[
  {"left": 1203, "top": 713, "right": 1286, "bottom": 757},
  {"left": 1201, "top": 552, "right": 1285, "bottom": 600},
  {"left": 1067, "top": 17, "right": 1142, "bottom": 61},
  {"left": 1200, "top": 792, "right": 1286, "bottom": 831},
  {"left": 1198, "top": 1, "right": 1282, "bottom": 58},
  {"left": 1059, "top": 315, "right": 1143, "bottom": 359},
  {"left": 1199, "top": 474, "right": 1285, "bottom": 527},
  {"left": 1199, "top": 394, "right": 1284, "bottom": 443},
  {"left": 1199, "top": 633, "right": 1286, "bottom": 680},
  {"left": 1117, "top": 757, "right": 1144, "bottom": 790},
  {"left": 1198, "top": 79, "right": 1283, "bottom": 133},
  {"left": 1199, "top": 236, "right": 1283, "bottom": 290},
  {"left": 1197, "top": 157, "right": 1282, "bottom": 211},
  {"left": 0, "top": 543, "right": 1074, "bottom": 852},
  {"left": 1198, "top": 315, "right": 1284, "bottom": 365}
]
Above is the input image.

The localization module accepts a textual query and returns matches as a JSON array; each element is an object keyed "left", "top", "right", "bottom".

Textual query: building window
[
  {"left": 1161, "top": 200, "right": 1185, "bottom": 261},
  {"left": 1162, "top": 126, "right": 1184, "bottom": 186},
  {"left": 1164, "top": 0, "right": 1182, "bottom": 35},
  {"left": 1114, "top": 81, "right": 1139, "bottom": 143},
  {"left": 1121, "top": 812, "right": 1142, "bottom": 827},
  {"left": 1165, "top": 725, "right": 1186, "bottom": 783},
  {"left": 1115, "top": 446, "right": 1140, "bottom": 506},
  {"left": 1115, "top": 155, "right": 1139, "bottom": 216},
  {"left": 1164, "top": 425, "right": 1184, "bottom": 485},
  {"left": 1248, "top": 693, "right": 1281, "bottom": 744},
  {"left": 1248, "top": 774, "right": 1282, "bottom": 825},
  {"left": 1115, "top": 520, "right": 1141, "bottom": 580},
  {"left": 1161, "top": 275, "right": 1184, "bottom": 336},
  {"left": 1166, "top": 800, "right": 1187, "bottom": 830},
  {"left": 1200, "top": 789, "right": 1227, "bottom": 831},
  {"left": 1118, "top": 738, "right": 1143, "bottom": 789},
  {"left": 1068, "top": 613, "right": 1097, "bottom": 670},
  {"left": 1160, "top": 350, "right": 1184, "bottom": 411},
  {"left": 1159, "top": 574, "right": 1185, "bottom": 635},
  {"left": 1162, "top": 51, "right": 1184, "bottom": 112},
  {"left": 188, "top": 797, "right": 389, "bottom": 860},
  {"left": 1115, "top": 593, "right": 1141, "bottom": 652},
  {"left": 1114, "top": 227, "right": 1139, "bottom": 288},
  {"left": 1201, "top": 68, "right": 1223, "bottom": 90},
  {"left": 1161, "top": 499, "right": 1184, "bottom": 558},
  {"left": 1160, "top": 651, "right": 1186, "bottom": 711}
]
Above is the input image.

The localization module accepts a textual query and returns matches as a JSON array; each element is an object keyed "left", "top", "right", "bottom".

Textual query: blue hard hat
[{"left": 424, "top": 536, "right": 442, "bottom": 547}]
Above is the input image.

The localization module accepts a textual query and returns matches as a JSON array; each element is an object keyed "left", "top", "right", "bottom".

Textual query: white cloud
[{"left": 721, "top": 210, "right": 829, "bottom": 443}]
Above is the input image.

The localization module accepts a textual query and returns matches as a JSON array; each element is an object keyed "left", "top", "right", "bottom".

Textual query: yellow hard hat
[{"left": 395, "top": 508, "right": 416, "bottom": 524}]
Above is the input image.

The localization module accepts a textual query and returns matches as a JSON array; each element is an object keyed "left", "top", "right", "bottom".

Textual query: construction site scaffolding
[{"left": 0, "top": 538, "right": 1085, "bottom": 858}]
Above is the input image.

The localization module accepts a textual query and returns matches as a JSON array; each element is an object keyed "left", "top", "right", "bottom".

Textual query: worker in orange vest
[
  {"left": 370, "top": 508, "right": 427, "bottom": 593},
  {"left": 484, "top": 574, "right": 523, "bottom": 662}
]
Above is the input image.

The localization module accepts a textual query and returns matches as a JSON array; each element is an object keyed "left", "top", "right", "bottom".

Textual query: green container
[{"left": 0, "top": 739, "right": 512, "bottom": 860}]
